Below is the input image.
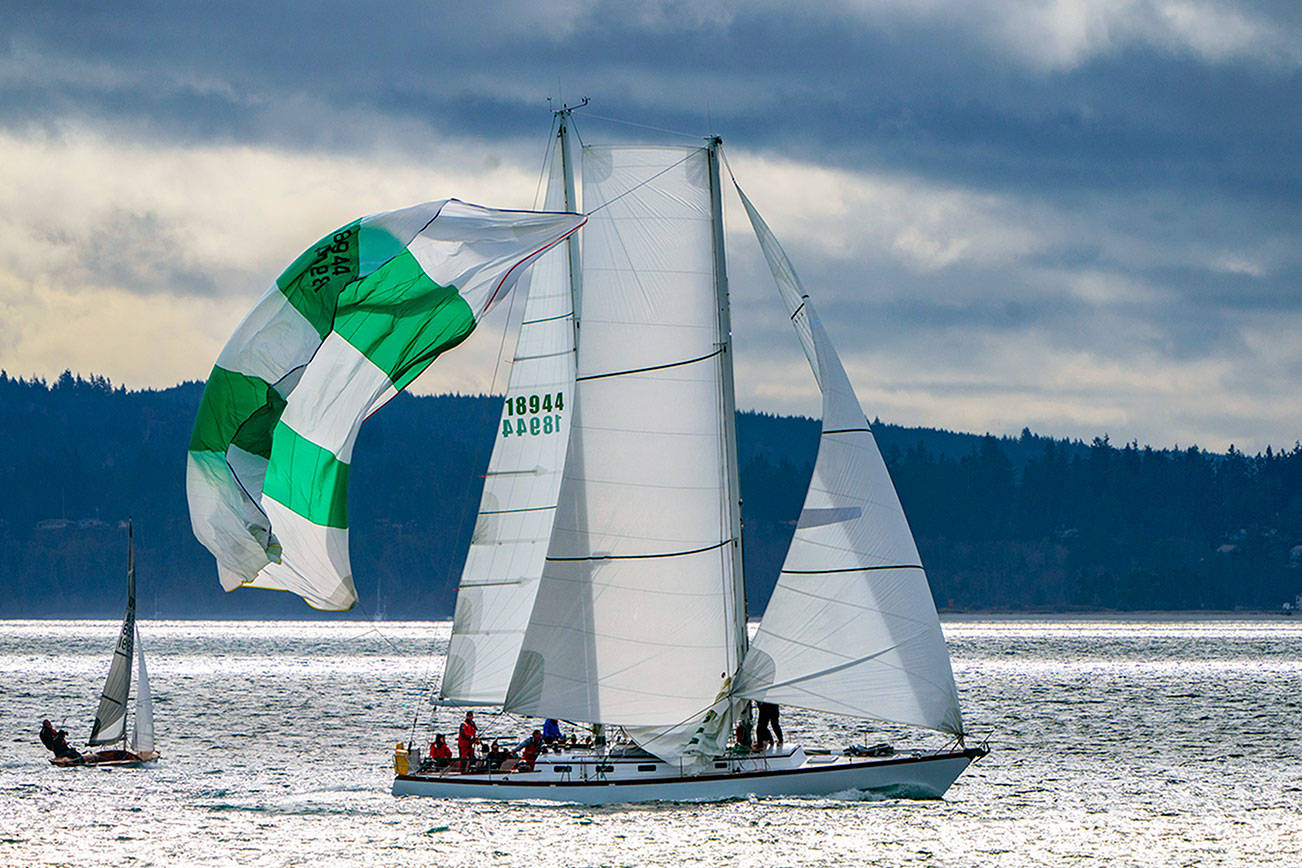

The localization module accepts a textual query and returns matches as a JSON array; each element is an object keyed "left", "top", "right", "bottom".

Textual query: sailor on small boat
[{"left": 39, "top": 720, "right": 82, "bottom": 763}]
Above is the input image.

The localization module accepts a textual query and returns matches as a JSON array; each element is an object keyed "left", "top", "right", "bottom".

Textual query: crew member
[
  {"left": 428, "top": 733, "right": 453, "bottom": 768},
  {"left": 756, "top": 701, "right": 783, "bottom": 750},
  {"left": 39, "top": 719, "right": 82, "bottom": 762},
  {"left": 542, "top": 718, "right": 562, "bottom": 745},
  {"left": 515, "top": 729, "right": 544, "bottom": 771},
  {"left": 457, "top": 711, "right": 477, "bottom": 772}
]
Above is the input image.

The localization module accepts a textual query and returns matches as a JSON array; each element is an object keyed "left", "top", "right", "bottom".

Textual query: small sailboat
[
  {"left": 51, "top": 521, "right": 159, "bottom": 767},
  {"left": 392, "top": 108, "right": 986, "bottom": 803}
]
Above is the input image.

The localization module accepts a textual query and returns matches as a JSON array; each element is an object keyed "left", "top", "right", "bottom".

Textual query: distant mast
[{"left": 88, "top": 520, "right": 135, "bottom": 746}]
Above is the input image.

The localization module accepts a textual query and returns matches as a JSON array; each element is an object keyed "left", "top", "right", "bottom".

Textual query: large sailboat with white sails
[{"left": 391, "top": 108, "right": 985, "bottom": 803}]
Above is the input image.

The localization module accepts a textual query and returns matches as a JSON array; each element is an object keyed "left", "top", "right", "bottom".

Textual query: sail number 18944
[{"left": 501, "top": 392, "right": 564, "bottom": 438}]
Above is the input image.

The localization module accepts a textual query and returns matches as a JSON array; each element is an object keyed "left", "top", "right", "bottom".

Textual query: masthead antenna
[{"left": 554, "top": 97, "right": 590, "bottom": 117}]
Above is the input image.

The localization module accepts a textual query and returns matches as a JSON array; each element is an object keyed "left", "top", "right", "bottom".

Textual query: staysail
[
  {"left": 441, "top": 124, "right": 582, "bottom": 705},
  {"left": 504, "top": 145, "right": 745, "bottom": 761},
  {"left": 187, "top": 201, "right": 586, "bottom": 611},
  {"left": 132, "top": 625, "right": 155, "bottom": 754},
  {"left": 89, "top": 523, "right": 135, "bottom": 745},
  {"left": 731, "top": 185, "right": 964, "bottom": 736}
]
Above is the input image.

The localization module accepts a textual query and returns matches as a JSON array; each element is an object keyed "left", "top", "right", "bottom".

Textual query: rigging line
[
  {"left": 581, "top": 111, "right": 703, "bottom": 141},
  {"left": 576, "top": 347, "right": 723, "bottom": 382},
  {"left": 585, "top": 151, "right": 697, "bottom": 216},
  {"left": 546, "top": 537, "right": 734, "bottom": 562},
  {"left": 533, "top": 115, "right": 560, "bottom": 210}
]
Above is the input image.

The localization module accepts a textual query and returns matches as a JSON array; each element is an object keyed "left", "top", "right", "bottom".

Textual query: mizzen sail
[{"left": 731, "top": 185, "right": 964, "bottom": 736}]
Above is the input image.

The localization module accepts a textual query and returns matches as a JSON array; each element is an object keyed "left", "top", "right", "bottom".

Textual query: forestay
[
  {"left": 504, "top": 146, "right": 742, "bottom": 760},
  {"left": 187, "top": 201, "right": 585, "bottom": 611},
  {"left": 441, "top": 129, "right": 581, "bottom": 705},
  {"left": 731, "top": 186, "right": 964, "bottom": 737}
]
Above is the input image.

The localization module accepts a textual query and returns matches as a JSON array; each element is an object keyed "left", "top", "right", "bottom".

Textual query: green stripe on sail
[
  {"left": 189, "top": 365, "right": 287, "bottom": 458},
  {"left": 262, "top": 422, "right": 350, "bottom": 528},
  {"left": 332, "top": 250, "right": 477, "bottom": 391},
  {"left": 358, "top": 224, "right": 409, "bottom": 276},
  {"left": 276, "top": 221, "right": 361, "bottom": 339}
]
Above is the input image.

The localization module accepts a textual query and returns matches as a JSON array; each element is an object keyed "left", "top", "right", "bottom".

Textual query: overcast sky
[{"left": 2, "top": 1, "right": 1298, "bottom": 451}]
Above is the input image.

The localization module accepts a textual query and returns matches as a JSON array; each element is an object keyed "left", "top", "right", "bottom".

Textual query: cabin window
[
  {"left": 714, "top": 762, "right": 728, "bottom": 769},
  {"left": 553, "top": 765, "right": 572, "bottom": 773},
  {"left": 598, "top": 765, "right": 614, "bottom": 773},
  {"left": 637, "top": 764, "right": 657, "bottom": 772}
]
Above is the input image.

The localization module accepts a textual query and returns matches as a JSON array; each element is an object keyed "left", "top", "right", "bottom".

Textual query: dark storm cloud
[
  {"left": 5, "top": 1, "right": 1299, "bottom": 202},
  {"left": 3, "top": 0, "right": 1299, "bottom": 447}
]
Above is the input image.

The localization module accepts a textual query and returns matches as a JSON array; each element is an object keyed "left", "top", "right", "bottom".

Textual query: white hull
[{"left": 393, "top": 746, "right": 983, "bottom": 805}]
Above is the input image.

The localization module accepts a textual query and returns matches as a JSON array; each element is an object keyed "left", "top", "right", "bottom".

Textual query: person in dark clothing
[
  {"left": 39, "top": 719, "right": 82, "bottom": 762},
  {"left": 542, "top": 718, "right": 562, "bottom": 745},
  {"left": 756, "top": 702, "right": 783, "bottom": 750},
  {"left": 734, "top": 718, "right": 752, "bottom": 751}
]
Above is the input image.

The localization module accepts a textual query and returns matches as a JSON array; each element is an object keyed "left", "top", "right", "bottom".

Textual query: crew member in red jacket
[
  {"left": 428, "top": 733, "right": 453, "bottom": 769},
  {"left": 457, "top": 711, "right": 477, "bottom": 772}
]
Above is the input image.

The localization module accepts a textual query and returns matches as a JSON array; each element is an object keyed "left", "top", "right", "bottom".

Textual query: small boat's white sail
[
  {"left": 505, "top": 145, "right": 745, "bottom": 762},
  {"left": 731, "top": 185, "right": 964, "bottom": 737},
  {"left": 132, "top": 625, "right": 155, "bottom": 754},
  {"left": 89, "top": 524, "right": 136, "bottom": 746},
  {"left": 441, "top": 121, "right": 582, "bottom": 706}
]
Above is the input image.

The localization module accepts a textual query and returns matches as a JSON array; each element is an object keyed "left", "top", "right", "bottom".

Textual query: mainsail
[
  {"left": 441, "top": 123, "right": 582, "bottom": 705},
  {"left": 504, "top": 144, "right": 746, "bottom": 760},
  {"left": 187, "top": 201, "right": 586, "bottom": 611},
  {"left": 731, "top": 185, "right": 964, "bottom": 736},
  {"left": 89, "top": 524, "right": 135, "bottom": 746}
]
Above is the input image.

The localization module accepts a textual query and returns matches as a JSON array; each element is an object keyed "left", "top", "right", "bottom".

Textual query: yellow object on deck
[{"left": 394, "top": 742, "right": 409, "bottom": 776}]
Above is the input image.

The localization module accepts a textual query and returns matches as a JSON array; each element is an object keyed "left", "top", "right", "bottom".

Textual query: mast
[
  {"left": 706, "top": 138, "right": 749, "bottom": 676},
  {"left": 556, "top": 104, "right": 606, "bottom": 747},
  {"left": 556, "top": 108, "right": 583, "bottom": 333}
]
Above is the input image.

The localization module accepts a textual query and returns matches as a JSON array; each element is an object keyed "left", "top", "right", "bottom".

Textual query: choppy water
[{"left": 2, "top": 616, "right": 1299, "bottom": 866}]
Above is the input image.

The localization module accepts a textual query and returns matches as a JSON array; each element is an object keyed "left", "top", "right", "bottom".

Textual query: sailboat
[
  {"left": 391, "top": 108, "right": 986, "bottom": 803},
  {"left": 51, "top": 521, "right": 159, "bottom": 767}
]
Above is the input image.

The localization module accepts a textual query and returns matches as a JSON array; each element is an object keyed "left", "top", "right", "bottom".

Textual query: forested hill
[{"left": 1, "top": 371, "right": 1299, "bottom": 619}]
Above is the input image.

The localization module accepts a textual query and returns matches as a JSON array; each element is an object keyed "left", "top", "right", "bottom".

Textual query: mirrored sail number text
[{"left": 502, "top": 392, "right": 564, "bottom": 438}]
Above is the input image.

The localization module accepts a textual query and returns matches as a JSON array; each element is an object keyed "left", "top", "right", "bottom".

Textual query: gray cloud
[{"left": 1, "top": 0, "right": 1298, "bottom": 449}]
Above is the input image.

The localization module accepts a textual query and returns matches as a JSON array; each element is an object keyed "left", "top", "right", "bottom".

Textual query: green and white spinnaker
[{"left": 187, "top": 199, "right": 585, "bottom": 610}]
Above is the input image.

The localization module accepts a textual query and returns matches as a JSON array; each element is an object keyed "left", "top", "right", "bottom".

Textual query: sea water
[{"left": 1, "top": 616, "right": 1299, "bottom": 867}]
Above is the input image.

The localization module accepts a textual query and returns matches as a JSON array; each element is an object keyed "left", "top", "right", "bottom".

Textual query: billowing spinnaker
[
  {"left": 731, "top": 184, "right": 964, "bottom": 737},
  {"left": 187, "top": 200, "right": 585, "bottom": 610}
]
